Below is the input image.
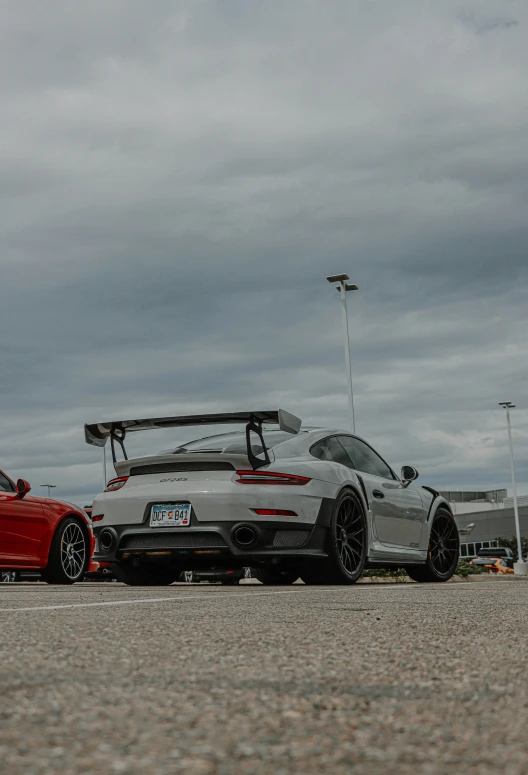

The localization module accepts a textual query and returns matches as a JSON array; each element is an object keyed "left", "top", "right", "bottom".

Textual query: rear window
[
  {"left": 478, "top": 548, "right": 510, "bottom": 558},
  {"left": 161, "top": 430, "right": 299, "bottom": 456}
]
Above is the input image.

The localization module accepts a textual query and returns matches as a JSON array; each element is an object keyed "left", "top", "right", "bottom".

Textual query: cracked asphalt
[{"left": 1, "top": 578, "right": 528, "bottom": 775}]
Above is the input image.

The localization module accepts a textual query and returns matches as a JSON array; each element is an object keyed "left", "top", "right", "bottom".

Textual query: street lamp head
[
  {"left": 499, "top": 402, "right": 516, "bottom": 409},
  {"left": 344, "top": 283, "right": 358, "bottom": 292},
  {"left": 326, "top": 273, "right": 349, "bottom": 284}
]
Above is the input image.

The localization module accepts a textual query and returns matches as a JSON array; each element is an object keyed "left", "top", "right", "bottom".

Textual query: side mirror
[
  {"left": 401, "top": 465, "right": 419, "bottom": 487},
  {"left": 16, "top": 479, "right": 31, "bottom": 498}
]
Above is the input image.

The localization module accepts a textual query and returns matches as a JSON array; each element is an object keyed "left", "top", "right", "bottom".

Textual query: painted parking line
[
  {"left": 0, "top": 588, "right": 340, "bottom": 613},
  {"left": 0, "top": 580, "right": 516, "bottom": 613}
]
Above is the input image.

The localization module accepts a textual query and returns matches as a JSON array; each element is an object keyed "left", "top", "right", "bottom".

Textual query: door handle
[{"left": 372, "top": 490, "right": 385, "bottom": 499}]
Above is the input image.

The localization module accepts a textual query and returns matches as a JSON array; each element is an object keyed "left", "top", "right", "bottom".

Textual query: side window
[
  {"left": 338, "top": 436, "right": 394, "bottom": 479},
  {"left": 0, "top": 472, "right": 14, "bottom": 492},
  {"left": 310, "top": 437, "right": 354, "bottom": 469}
]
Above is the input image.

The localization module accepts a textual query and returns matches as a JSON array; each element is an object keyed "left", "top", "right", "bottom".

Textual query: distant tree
[{"left": 494, "top": 536, "right": 528, "bottom": 562}]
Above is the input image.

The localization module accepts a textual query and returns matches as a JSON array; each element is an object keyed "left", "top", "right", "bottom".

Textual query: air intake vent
[
  {"left": 272, "top": 530, "right": 310, "bottom": 548},
  {"left": 129, "top": 462, "right": 235, "bottom": 476},
  {"left": 121, "top": 532, "right": 228, "bottom": 550}
]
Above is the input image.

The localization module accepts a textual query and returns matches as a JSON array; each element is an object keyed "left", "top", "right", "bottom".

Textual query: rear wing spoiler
[{"left": 84, "top": 409, "right": 302, "bottom": 471}]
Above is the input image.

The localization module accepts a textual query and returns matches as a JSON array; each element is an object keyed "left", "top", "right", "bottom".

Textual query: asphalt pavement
[{"left": 1, "top": 578, "right": 528, "bottom": 775}]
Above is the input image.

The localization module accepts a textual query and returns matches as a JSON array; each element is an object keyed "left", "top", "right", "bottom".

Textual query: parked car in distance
[
  {"left": 477, "top": 546, "right": 514, "bottom": 559},
  {"left": 180, "top": 568, "right": 249, "bottom": 584},
  {"left": 0, "top": 569, "right": 42, "bottom": 583},
  {"left": 1, "top": 570, "right": 19, "bottom": 583},
  {"left": 0, "top": 470, "right": 96, "bottom": 583},
  {"left": 470, "top": 557, "right": 515, "bottom": 574},
  {"left": 474, "top": 547, "right": 515, "bottom": 567}
]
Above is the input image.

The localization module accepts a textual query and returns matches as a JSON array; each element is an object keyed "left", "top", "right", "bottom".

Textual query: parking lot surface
[{"left": 1, "top": 578, "right": 528, "bottom": 775}]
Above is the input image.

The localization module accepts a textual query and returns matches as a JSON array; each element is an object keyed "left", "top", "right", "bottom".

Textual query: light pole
[
  {"left": 40, "top": 484, "right": 57, "bottom": 498},
  {"left": 498, "top": 402, "right": 524, "bottom": 566},
  {"left": 327, "top": 273, "right": 358, "bottom": 433}
]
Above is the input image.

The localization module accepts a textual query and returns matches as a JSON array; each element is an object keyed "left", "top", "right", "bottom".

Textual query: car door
[
  {"left": 336, "top": 436, "right": 427, "bottom": 548},
  {"left": 0, "top": 472, "right": 46, "bottom": 564}
]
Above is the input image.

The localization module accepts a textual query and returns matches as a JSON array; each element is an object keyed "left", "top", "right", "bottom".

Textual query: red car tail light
[
  {"left": 253, "top": 509, "right": 298, "bottom": 516},
  {"left": 104, "top": 476, "right": 129, "bottom": 492},
  {"left": 235, "top": 470, "right": 311, "bottom": 486},
  {"left": 92, "top": 514, "right": 104, "bottom": 522}
]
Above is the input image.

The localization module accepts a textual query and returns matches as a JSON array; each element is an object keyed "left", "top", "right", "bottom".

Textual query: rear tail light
[
  {"left": 92, "top": 514, "right": 104, "bottom": 522},
  {"left": 104, "top": 476, "right": 129, "bottom": 492},
  {"left": 253, "top": 509, "right": 298, "bottom": 516},
  {"left": 235, "top": 470, "right": 311, "bottom": 486}
]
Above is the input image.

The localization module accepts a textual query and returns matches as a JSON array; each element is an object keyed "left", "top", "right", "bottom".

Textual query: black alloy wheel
[
  {"left": 405, "top": 508, "right": 459, "bottom": 583},
  {"left": 301, "top": 489, "right": 367, "bottom": 585}
]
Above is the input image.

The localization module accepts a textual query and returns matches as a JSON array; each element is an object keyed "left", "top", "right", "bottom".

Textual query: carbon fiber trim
[
  {"left": 272, "top": 530, "right": 310, "bottom": 548},
  {"left": 120, "top": 532, "right": 228, "bottom": 550}
]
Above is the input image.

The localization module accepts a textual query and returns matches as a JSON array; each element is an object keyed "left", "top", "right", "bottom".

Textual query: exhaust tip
[
  {"left": 231, "top": 524, "right": 258, "bottom": 548},
  {"left": 99, "top": 528, "right": 117, "bottom": 552}
]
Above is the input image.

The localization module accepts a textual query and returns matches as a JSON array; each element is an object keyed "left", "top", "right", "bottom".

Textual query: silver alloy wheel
[
  {"left": 60, "top": 523, "right": 86, "bottom": 580},
  {"left": 1, "top": 571, "right": 17, "bottom": 583}
]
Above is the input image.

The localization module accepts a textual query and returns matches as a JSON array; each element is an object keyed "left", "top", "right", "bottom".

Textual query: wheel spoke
[
  {"left": 59, "top": 524, "right": 85, "bottom": 578},
  {"left": 342, "top": 544, "right": 354, "bottom": 571}
]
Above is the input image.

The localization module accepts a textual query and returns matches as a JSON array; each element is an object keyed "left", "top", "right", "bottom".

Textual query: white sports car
[{"left": 85, "top": 410, "right": 459, "bottom": 586}]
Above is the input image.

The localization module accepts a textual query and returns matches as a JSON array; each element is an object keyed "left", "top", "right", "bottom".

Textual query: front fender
[
  {"left": 427, "top": 497, "right": 453, "bottom": 523},
  {"left": 421, "top": 497, "right": 456, "bottom": 551}
]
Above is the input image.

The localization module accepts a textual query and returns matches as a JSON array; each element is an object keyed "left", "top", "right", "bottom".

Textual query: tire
[
  {"left": 300, "top": 489, "right": 367, "bottom": 585},
  {"left": 405, "top": 508, "right": 459, "bottom": 583},
  {"left": 1, "top": 571, "right": 20, "bottom": 583},
  {"left": 113, "top": 563, "right": 180, "bottom": 586},
  {"left": 42, "top": 518, "right": 89, "bottom": 584},
  {"left": 251, "top": 567, "right": 300, "bottom": 585}
]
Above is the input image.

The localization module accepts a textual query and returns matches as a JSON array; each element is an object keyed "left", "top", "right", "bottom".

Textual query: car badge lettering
[{"left": 160, "top": 477, "right": 188, "bottom": 482}]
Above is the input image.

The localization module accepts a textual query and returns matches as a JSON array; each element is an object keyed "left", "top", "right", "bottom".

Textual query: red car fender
[{"left": 38, "top": 500, "right": 96, "bottom": 569}]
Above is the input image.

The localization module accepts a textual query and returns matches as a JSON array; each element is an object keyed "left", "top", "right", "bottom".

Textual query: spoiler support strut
[
  {"left": 110, "top": 428, "right": 128, "bottom": 465},
  {"left": 245, "top": 416, "right": 271, "bottom": 470}
]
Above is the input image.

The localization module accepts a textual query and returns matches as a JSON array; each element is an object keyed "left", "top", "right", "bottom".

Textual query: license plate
[{"left": 150, "top": 504, "right": 191, "bottom": 528}]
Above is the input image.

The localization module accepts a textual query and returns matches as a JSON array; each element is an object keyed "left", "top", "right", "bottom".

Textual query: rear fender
[{"left": 335, "top": 482, "right": 372, "bottom": 547}]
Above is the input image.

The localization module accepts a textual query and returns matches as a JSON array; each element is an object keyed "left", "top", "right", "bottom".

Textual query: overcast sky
[{"left": 1, "top": 0, "right": 527, "bottom": 506}]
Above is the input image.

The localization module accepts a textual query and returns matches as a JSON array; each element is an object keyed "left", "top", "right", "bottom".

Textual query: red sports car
[{"left": 0, "top": 469, "right": 96, "bottom": 584}]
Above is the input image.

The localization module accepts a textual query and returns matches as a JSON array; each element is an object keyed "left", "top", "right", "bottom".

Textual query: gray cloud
[{"left": 1, "top": 0, "right": 528, "bottom": 506}]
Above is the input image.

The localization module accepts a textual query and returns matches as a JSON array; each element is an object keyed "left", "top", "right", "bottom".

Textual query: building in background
[
  {"left": 439, "top": 490, "right": 528, "bottom": 558},
  {"left": 439, "top": 489, "right": 506, "bottom": 515}
]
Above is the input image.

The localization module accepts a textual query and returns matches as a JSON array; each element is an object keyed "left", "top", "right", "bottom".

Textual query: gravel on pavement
[{"left": 1, "top": 578, "right": 528, "bottom": 775}]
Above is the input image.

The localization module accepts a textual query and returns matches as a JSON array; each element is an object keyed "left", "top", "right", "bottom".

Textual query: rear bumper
[{"left": 93, "top": 499, "right": 334, "bottom": 567}]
